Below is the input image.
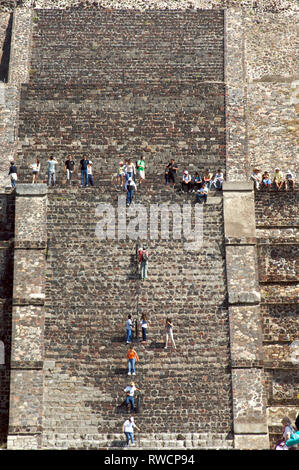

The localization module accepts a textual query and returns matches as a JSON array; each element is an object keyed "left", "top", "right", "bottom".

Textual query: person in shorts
[
  {"left": 136, "top": 157, "right": 145, "bottom": 186},
  {"left": 31, "top": 158, "right": 40, "bottom": 184}
]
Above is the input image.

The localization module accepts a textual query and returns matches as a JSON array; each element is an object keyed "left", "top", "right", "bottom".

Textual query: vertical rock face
[
  {"left": 40, "top": 188, "right": 232, "bottom": 447},
  {"left": 1, "top": 4, "right": 297, "bottom": 450}
]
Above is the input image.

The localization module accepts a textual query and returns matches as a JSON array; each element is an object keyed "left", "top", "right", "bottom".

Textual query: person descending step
[
  {"left": 136, "top": 156, "right": 146, "bottom": 187},
  {"left": 138, "top": 244, "right": 149, "bottom": 280},
  {"left": 126, "top": 344, "right": 139, "bottom": 376},
  {"left": 124, "top": 381, "right": 141, "bottom": 413},
  {"left": 122, "top": 416, "right": 140, "bottom": 448},
  {"left": 126, "top": 177, "right": 137, "bottom": 206},
  {"left": 164, "top": 317, "right": 176, "bottom": 350},
  {"left": 126, "top": 314, "right": 133, "bottom": 344},
  {"left": 80, "top": 154, "right": 90, "bottom": 187},
  {"left": 140, "top": 314, "right": 150, "bottom": 343},
  {"left": 8, "top": 161, "right": 18, "bottom": 189}
]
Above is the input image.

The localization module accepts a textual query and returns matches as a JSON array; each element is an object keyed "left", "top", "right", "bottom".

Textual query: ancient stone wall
[
  {"left": 255, "top": 190, "right": 299, "bottom": 448},
  {"left": 0, "top": 192, "right": 14, "bottom": 445},
  {"left": 225, "top": 7, "right": 298, "bottom": 181}
]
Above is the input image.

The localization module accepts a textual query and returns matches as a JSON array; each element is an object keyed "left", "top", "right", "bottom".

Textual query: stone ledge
[
  {"left": 223, "top": 181, "right": 253, "bottom": 192},
  {"left": 10, "top": 361, "right": 44, "bottom": 370},
  {"left": 15, "top": 184, "right": 47, "bottom": 197},
  {"left": 14, "top": 240, "right": 46, "bottom": 250}
]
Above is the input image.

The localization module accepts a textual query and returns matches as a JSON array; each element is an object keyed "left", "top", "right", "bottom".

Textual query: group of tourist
[
  {"left": 250, "top": 167, "right": 296, "bottom": 191},
  {"left": 122, "top": 316, "right": 176, "bottom": 447}
]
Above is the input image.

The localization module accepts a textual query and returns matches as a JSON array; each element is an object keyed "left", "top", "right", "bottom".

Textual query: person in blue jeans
[
  {"left": 126, "top": 177, "right": 137, "bottom": 206},
  {"left": 126, "top": 314, "right": 133, "bottom": 344},
  {"left": 196, "top": 183, "right": 209, "bottom": 204},
  {"left": 80, "top": 155, "right": 90, "bottom": 187},
  {"left": 8, "top": 161, "right": 18, "bottom": 188},
  {"left": 122, "top": 416, "right": 140, "bottom": 448},
  {"left": 127, "top": 345, "right": 139, "bottom": 376},
  {"left": 124, "top": 381, "right": 141, "bottom": 413}
]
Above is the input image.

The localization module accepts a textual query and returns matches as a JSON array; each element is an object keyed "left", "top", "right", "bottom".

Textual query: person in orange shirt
[{"left": 127, "top": 345, "right": 139, "bottom": 376}]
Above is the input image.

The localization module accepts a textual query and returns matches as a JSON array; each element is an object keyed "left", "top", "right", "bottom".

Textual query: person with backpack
[
  {"left": 138, "top": 244, "right": 149, "bottom": 280},
  {"left": 126, "top": 177, "right": 137, "bottom": 207},
  {"left": 126, "top": 345, "right": 139, "bottom": 376}
]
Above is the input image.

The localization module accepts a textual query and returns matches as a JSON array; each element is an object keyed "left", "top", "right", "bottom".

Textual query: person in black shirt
[
  {"left": 80, "top": 155, "right": 89, "bottom": 187},
  {"left": 8, "top": 161, "right": 17, "bottom": 189},
  {"left": 65, "top": 155, "right": 75, "bottom": 185},
  {"left": 165, "top": 159, "right": 178, "bottom": 188}
]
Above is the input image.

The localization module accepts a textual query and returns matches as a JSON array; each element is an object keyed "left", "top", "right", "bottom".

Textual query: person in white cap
[
  {"left": 250, "top": 168, "right": 262, "bottom": 190},
  {"left": 181, "top": 170, "right": 191, "bottom": 193},
  {"left": 273, "top": 167, "right": 284, "bottom": 191},
  {"left": 285, "top": 170, "right": 295, "bottom": 190},
  {"left": 213, "top": 168, "right": 224, "bottom": 190},
  {"left": 122, "top": 416, "right": 140, "bottom": 448},
  {"left": 124, "top": 381, "right": 141, "bottom": 413}
]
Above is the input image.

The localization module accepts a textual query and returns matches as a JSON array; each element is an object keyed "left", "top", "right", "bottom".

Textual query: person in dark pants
[
  {"left": 126, "top": 177, "right": 137, "bottom": 206},
  {"left": 80, "top": 155, "right": 90, "bottom": 187},
  {"left": 140, "top": 314, "right": 150, "bottom": 343},
  {"left": 165, "top": 159, "right": 178, "bottom": 188},
  {"left": 196, "top": 183, "right": 209, "bottom": 204}
]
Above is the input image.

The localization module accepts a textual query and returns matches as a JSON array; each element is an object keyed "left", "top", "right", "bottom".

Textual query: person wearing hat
[
  {"left": 124, "top": 381, "right": 141, "bottom": 413},
  {"left": 250, "top": 168, "right": 262, "bottom": 190},
  {"left": 181, "top": 170, "right": 191, "bottom": 193},
  {"left": 273, "top": 167, "right": 284, "bottom": 191},
  {"left": 285, "top": 169, "right": 295, "bottom": 190},
  {"left": 122, "top": 415, "right": 140, "bottom": 448},
  {"left": 138, "top": 244, "right": 149, "bottom": 280}
]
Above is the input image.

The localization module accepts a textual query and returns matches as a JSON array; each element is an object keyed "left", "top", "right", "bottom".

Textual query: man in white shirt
[
  {"left": 285, "top": 170, "right": 295, "bottom": 190},
  {"left": 124, "top": 381, "right": 141, "bottom": 412},
  {"left": 122, "top": 416, "right": 140, "bottom": 448},
  {"left": 181, "top": 170, "right": 191, "bottom": 192},
  {"left": 250, "top": 168, "right": 262, "bottom": 190},
  {"left": 48, "top": 156, "right": 58, "bottom": 186},
  {"left": 213, "top": 169, "right": 224, "bottom": 190}
]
